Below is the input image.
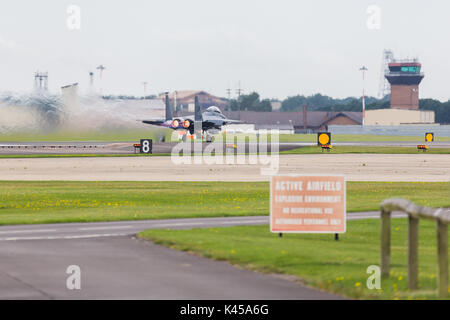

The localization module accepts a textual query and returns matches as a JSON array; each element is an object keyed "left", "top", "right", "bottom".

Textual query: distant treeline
[
  {"left": 418, "top": 99, "right": 450, "bottom": 124},
  {"left": 281, "top": 93, "right": 389, "bottom": 112},
  {"left": 227, "top": 92, "right": 272, "bottom": 112},
  {"left": 281, "top": 93, "right": 450, "bottom": 124}
]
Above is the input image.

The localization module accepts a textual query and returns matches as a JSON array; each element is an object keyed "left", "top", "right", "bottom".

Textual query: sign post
[{"left": 270, "top": 175, "right": 346, "bottom": 234}]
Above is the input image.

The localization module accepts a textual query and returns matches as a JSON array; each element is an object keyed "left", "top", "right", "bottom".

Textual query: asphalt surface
[
  {"left": 1, "top": 141, "right": 449, "bottom": 155},
  {"left": 0, "top": 212, "right": 407, "bottom": 300}
]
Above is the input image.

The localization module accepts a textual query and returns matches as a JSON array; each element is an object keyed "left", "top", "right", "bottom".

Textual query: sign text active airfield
[{"left": 270, "top": 175, "right": 346, "bottom": 233}]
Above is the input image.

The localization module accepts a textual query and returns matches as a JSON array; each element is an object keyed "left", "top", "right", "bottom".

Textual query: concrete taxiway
[
  {"left": 0, "top": 153, "right": 449, "bottom": 181},
  {"left": 0, "top": 212, "right": 406, "bottom": 299}
]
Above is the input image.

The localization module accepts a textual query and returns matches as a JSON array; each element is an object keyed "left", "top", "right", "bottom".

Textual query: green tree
[
  {"left": 420, "top": 99, "right": 450, "bottom": 124},
  {"left": 259, "top": 99, "right": 273, "bottom": 112},
  {"left": 228, "top": 92, "right": 272, "bottom": 112}
]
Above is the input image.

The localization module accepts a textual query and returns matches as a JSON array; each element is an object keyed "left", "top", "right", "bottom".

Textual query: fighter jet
[{"left": 142, "top": 93, "right": 239, "bottom": 140}]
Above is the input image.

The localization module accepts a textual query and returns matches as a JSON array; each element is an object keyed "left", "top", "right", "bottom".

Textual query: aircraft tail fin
[
  {"left": 194, "top": 95, "right": 202, "bottom": 121},
  {"left": 165, "top": 92, "right": 173, "bottom": 121}
]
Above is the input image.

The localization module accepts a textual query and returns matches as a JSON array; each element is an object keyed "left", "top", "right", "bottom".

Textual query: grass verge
[
  {"left": 1, "top": 145, "right": 449, "bottom": 158},
  {"left": 0, "top": 153, "right": 170, "bottom": 159},
  {"left": 2, "top": 132, "right": 449, "bottom": 143},
  {"left": 216, "top": 134, "right": 450, "bottom": 143},
  {"left": 138, "top": 219, "right": 450, "bottom": 300},
  {"left": 0, "top": 129, "right": 171, "bottom": 143},
  {"left": 0, "top": 181, "right": 448, "bottom": 225},
  {"left": 281, "top": 146, "right": 450, "bottom": 154}
]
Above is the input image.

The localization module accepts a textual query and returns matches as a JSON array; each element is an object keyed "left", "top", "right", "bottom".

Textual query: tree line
[
  {"left": 101, "top": 92, "right": 450, "bottom": 124},
  {"left": 281, "top": 93, "right": 389, "bottom": 112},
  {"left": 226, "top": 92, "right": 450, "bottom": 124},
  {"left": 226, "top": 92, "right": 273, "bottom": 112},
  {"left": 281, "top": 93, "right": 450, "bottom": 124}
]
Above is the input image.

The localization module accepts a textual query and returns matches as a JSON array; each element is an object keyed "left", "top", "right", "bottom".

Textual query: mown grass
[
  {"left": 0, "top": 145, "right": 449, "bottom": 158},
  {"left": 0, "top": 128, "right": 171, "bottom": 142},
  {"left": 281, "top": 146, "right": 450, "bottom": 154},
  {"left": 0, "top": 153, "right": 170, "bottom": 159},
  {"left": 2, "top": 131, "right": 449, "bottom": 143},
  {"left": 217, "top": 134, "right": 450, "bottom": 143},
  {"left": 139, "top": 219, "right": 450, "bottom": 300},
  {"left": 0, "top": 181, "right": 448, "bottom": 225}
]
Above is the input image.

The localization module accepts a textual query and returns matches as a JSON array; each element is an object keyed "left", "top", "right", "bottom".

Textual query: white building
[{"left": 365, "top": 109, "right": 435, "bottom": 125}]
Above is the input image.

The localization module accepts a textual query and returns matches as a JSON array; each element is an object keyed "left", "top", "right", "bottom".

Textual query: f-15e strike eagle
[{"left": 141, "top": 93, "right": 240, "bottom": 140}]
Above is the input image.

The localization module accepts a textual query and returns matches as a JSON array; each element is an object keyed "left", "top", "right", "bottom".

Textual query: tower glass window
[{"left": 400, "top": 66, "right": 421, "bottom": 73}]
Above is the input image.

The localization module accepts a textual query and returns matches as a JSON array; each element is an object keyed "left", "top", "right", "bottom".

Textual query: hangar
[
  {"left": 223, "top": 110, "right": 362, "bottom": 133},
  {"left": 159, "top": 91, "right": 228, "bottom": 112}
]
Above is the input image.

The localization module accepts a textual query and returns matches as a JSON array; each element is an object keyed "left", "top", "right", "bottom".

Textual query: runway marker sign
[
  {"left": 140, "top": 139, "right": 153, "bottom": 154},
  {"left": 425, "top": 133, "right": 434, "bottom": 142},
  {"left": 318, "top": 132, "right": 331, "bottom": 146},
  {"left": 270, "top": 175, "right": 346, "bottom": 234}
]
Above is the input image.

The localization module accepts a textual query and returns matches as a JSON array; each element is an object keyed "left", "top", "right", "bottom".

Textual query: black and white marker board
[{"left": 140, "top": 139, "right": 153, "bottom": 154}]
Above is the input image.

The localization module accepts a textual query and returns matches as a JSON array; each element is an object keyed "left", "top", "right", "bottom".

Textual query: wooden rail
[{"left": 380, "top": 198, "right": 450, "bottom": 298}]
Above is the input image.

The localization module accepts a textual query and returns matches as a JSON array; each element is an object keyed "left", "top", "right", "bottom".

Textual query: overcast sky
[{"left": 0, "top": 0, "right": 449, "bottom": 101}]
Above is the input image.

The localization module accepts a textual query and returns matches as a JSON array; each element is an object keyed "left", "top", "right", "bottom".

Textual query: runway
[
  {"left": 1, "top": 141, "right": 449, "bottom": 155},
  {"left": 0, "top": 212, "right": 405, "bottom": 299},
  {"left": 0, "top": 153, "right": 449, "bottom": 181}
]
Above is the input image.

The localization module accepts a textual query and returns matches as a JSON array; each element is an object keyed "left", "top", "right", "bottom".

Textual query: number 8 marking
[{"left": 142, "top": 140, "right": 150, "bottom": 153}]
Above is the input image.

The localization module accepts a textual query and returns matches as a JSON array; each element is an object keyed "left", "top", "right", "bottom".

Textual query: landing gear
[{"left": 183, "top": 130, "right": 215, "bottom": 142}]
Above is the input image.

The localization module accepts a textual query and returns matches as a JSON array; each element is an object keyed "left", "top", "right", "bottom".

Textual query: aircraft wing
[
  {"left": 141, "top": 119, "right": 165, "bottom": 125},
  {"left": 223, "top": 119, "right": 242, "bottom": 124}
]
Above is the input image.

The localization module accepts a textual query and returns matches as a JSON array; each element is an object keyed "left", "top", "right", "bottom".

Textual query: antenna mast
[
  {"left": 34, "top": 71, "right": 48, "bottom": 92},
  {"left": 378, "top": 49, "right": 394, "bottom": 98}
]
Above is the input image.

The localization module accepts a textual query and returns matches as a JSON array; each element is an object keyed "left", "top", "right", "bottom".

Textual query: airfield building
[
  {"left": 223, "top": 111, "right": 362, "bottom": 133},
  {"left": 385, "top": 60, "right": 424, "bottom": 110},
  {"left": 159, "top": 91, "right": 228, "bottom": 112},
  {"left": 365, "top": 58, "right": 434, "bottom": 125}
]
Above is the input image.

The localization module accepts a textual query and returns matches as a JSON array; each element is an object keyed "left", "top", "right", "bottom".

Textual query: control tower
[{"left": 385, "top": 59, "right": 424, "bottom": 110}]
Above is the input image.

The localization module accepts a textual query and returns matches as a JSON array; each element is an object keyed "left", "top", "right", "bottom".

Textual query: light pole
[
  {"left": 97, "top": 65, "right": 106, "bottom": 95},
  {"left": 142, "top": 82, "right": 148, "bottom": 98},
  {"left": 359, "top": 66, "right": 368, "bottom": 126},
  {"left": 97, "top": 65, "right": 106, "bottom": 80}
]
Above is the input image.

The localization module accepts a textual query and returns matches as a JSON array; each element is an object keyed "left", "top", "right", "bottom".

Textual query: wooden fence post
[
  {"left": 381, "top": 209, "right": 391, "bottom": 277},
  {"left": 408, "top": 216, "right": 419, "bottom": 290},
  {"left": 381, "top": 199, "right": 450, "bottom": 297},
  {"left": 436, "top": 220, "right": 448, "bottom": 298}
]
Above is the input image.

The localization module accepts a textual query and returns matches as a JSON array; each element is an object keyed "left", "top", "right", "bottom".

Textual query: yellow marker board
[
  {"left": 318, "top": 132, "right": 331, "bottom": 146},
  {"left": 425, "top": 133, "right": 434, "bottom": 142}
]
